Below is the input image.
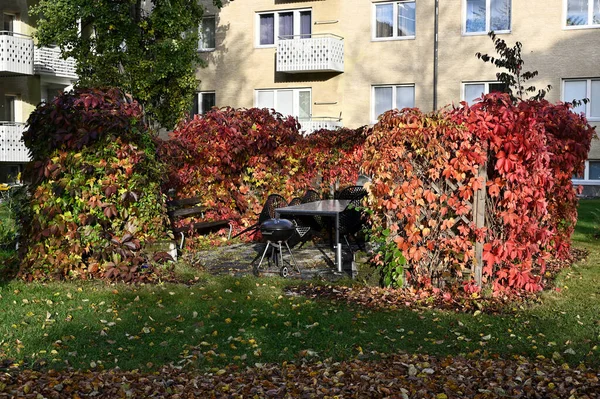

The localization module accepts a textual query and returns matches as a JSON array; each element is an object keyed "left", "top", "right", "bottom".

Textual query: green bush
[{"left": 18, "top": 88, "right": 170, "bottom": 281}]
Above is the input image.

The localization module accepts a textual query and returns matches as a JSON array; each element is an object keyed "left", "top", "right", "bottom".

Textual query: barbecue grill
[{"left": 256, "top": 218, "right": 301, "bottom": 277}]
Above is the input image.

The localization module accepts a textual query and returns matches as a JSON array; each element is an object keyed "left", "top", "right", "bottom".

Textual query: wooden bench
[{"left": 166, "top": 197, "right": 232, "bottom": 248}]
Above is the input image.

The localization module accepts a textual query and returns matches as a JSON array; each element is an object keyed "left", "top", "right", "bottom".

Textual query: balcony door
[
  {"left": 256, "top": 88, "right": 311, "bottom": 120},
  {"left": 257, "top": 9, "right": 312, "bottom": 46}
]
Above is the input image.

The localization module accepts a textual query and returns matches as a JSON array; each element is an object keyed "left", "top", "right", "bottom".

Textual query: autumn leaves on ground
[{"left": 0, "top": 200, "right": 598, "bottom": 398}]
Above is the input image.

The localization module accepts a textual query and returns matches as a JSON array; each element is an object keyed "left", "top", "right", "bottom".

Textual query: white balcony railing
[
  {"left": 300, "top": 117, "right": 343, "bottom": 135},
  {"left": 0, "top": 32, "right": 34, "bottom": 76},
  {"left": 34, "top": 46, "right": 77, "bottom": 79},
  {"left": 277, "top": 34, "right": 344, "bottom": 73},
  {"left": 0, "top": 123, "right": 29, "bottom": 163}
]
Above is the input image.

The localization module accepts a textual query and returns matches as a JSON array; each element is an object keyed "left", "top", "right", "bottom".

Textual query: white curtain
[
  {"left": 396, "top": 86, "right": 415, "bottom": 110},
  {"left": 374, "top": 87, "right": 393, "bottom": 119},
  {"left": 277, "top": 90, "right": 294, "bottom": 117},
  {"left": 260, "top": 14, "right": 274, "bottom": 45},
  {"left": 591, "top": 80, "right": 600, "bottom": 117},
  {"left": 257, "top": 91, "right": 274, "bottom": 109},
  {"left": 564, "top": 80, "right": 587, "bottom": 114},
  {"left": 279, "top": 12, "right": 294, "bottom": 39},
  {"left": 464, "top": 84, "right": 485, "bottom": 104},
  {"left": 300, "top": 11, "right": 312, "bottom": 38}
]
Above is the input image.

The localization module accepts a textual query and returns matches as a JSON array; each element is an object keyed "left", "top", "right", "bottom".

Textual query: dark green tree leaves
[{"left": 32, "top": 0, "right": 221, "bottom": 129}]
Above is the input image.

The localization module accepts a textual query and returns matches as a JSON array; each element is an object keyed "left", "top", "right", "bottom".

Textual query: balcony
[
  {"left": 0, "top": 123, "right": 29, "bottom": 163},
  {"left": 299, "top": 117, "right": 343, "bottom": 135},
  {"left": 34, "top": 46, "right": 77, "bottom": 79},
  {"left": 0, "top": 32, "right": 34, "bottom": 76},
  {"left": 277, "top": 34, "right": 344, "bottom": 74}
]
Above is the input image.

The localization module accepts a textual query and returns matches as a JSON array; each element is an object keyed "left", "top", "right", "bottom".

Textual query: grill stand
[{"left": 256, "top": 240, "right": 300, "bottom": 277}]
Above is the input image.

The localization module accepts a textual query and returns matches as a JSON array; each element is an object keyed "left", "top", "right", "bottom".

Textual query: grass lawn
[{"left": 0, "top": 200, "right": 598, "bottom": 372}]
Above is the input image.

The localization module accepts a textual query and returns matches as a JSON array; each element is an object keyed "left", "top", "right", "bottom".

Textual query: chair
[
  {"left": 232, "top": 194, "right": 287, "bottom": 239},
  {"left": 288, "top": 197, "right": 302, "bottom": 206},
  {"left": 338, "top": 194, "right": 367, "bottom": 250},
  {"left": 299, "top": 189, "right": 325, "bottom": 232},
  {"left": 301, "top": 189, "right": 320, "bottom": 204},
  {"left": 335, "top": 185, "right": 367, "bottom": 201}
]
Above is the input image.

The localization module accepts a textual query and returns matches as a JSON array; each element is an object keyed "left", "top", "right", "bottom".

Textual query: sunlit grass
[{"left": 0, "top": 199, "right": 598, "bottom": 372}]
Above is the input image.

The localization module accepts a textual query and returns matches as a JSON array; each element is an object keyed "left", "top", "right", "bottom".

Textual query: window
[
  {"left": 573, "top": 160, "right": 600, "bottom": 181},
  {"left": 563, "top": 79, "right": 600, "bottom": 120},
  {"left": 256, "top": 9, "right": 312, "bottom": 47},
  {"left": 464, "top": 0, "right": 511, "bottom": 34},
  {"left": 192, "top": 92, "right": 216, "bottom": 115},
  {"left": 199, "top": 17, "right": 216, "bottom": 51},
  {"left": 372, "top": 85, "right": 415, "bottom": 122},
  {"left": 590, "top": 161, "right": 600, "bottom": 180},
  {"left": 373, "top": 1, "right": 416, "bottom": 40},
  {"left": 565, "top": 0, "right": 600, "bottom": 27},
  {"left": 4, "top": 96, "right": 16, "bottom": 123},
  {"left": 463, "top": 82, "right": 508, "bottom": 103},
  {"left": 3, "top": 13, "right": 15, "bottom": 32},
  {"left": 255, "top": 88, "right": 311, "bottom": 120}
]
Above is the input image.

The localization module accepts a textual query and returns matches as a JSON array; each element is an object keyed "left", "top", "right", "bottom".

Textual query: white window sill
[
  {"left": 462, "top": 30, "right": 511, "bottom": 36},
  {"left": 198, "top": 48, "right": 215, "bottom": 53},
  {"left": 255, "top": 44, "right": 276, "bottom": 49},
  {"left": 573, "top": 179, "right": 600, "bottom": 185},
  {"left": 563, "top": 24, "right": 600, "bottom": 31},
  {"left": 371, "top": 36, "right": 416, "bottom": 42}
]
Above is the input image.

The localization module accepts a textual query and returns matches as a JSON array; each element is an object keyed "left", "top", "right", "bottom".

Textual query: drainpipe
[{"left": 433, "top": 0, "right": 439, "bottom": 111}]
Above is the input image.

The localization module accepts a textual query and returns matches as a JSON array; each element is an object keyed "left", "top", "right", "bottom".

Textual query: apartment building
[
  {"left": 0, "top": 1, "right": 597, "bottom": 192},
  {"left": 196, "top": 0, "right": 600, "bottom": 195},
  {"left": 0, "top": 0, "right": 76, "bottom": 183}
]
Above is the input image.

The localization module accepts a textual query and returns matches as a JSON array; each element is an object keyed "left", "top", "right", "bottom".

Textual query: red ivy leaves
[
  {"left": 158, "top": 108, "right": 366, "bottom": 238},
  {"left": 364, "top": 94, "right": 593, "bottom": 293}
]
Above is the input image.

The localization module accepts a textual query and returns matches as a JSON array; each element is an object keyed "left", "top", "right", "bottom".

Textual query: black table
[{"left": 275, "top": 199, "right": 351, "bottom": 272}]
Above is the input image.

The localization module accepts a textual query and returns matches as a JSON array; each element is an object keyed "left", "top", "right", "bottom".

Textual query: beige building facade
[
  {"left": 0, "top": 1, "right": 598, "bottom": 190},
  {"left": 197, "top": 0, "right": 600, "bottom": 193}
]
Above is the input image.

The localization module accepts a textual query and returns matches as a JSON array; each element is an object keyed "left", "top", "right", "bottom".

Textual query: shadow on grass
[{"left": 2, "top": 265, "right": 600, "bottom": 373}]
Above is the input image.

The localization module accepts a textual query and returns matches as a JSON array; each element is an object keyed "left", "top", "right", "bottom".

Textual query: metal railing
[
  {"left": 0, "top": 122, "right": 29, "bottom": 163},
  {"left": 34, "top": 45, "right": 77, "bottom": 79},
  {"left": 0, "top": 31, "right": 34, "bottom": 75},
  {"left": 299, "top": 117, "right": 343, "bottom": 135},
  {"left": 277, "top": 33, "right": 344, "bottom": 73}
]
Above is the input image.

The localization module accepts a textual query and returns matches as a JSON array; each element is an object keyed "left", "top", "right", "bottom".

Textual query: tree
[
  {"left": 476, "top": 31, "right": 551, "bottom": 103},
  {"left": 31, "top": 0, "right": 222, "bottom": 129}
]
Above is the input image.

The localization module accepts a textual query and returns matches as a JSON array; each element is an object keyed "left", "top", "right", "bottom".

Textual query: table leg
[{"left": 335, "top": 214, "right": 342, "bottom": 272}]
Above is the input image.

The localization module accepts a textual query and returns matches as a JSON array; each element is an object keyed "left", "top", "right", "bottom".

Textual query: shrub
[
  {"left": 18, "top": 88, "right": 170, "bottom": 281},
  {"left": 362, "top": 109, "right": 487, "bottom": 289},
  {"left": 159, "top": 108, "right": 366, "bottom": 238},
  {"left": 363, "top": 94, "right": 594, "bottom": 292}
]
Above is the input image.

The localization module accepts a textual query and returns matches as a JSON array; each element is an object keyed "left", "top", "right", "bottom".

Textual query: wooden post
[{"left": 472, "top": 163, "right": 487, "bottom": 287}]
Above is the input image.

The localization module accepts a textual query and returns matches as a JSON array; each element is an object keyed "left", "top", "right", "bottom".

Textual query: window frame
[
  {"left": 194, "top": 91, "right": 216, "bottom": 116},
  {"left": 462, "top": 81, "right": 508, "bottom": 103},
  {"left": 255, "top": 8, "right": 312, "bottom": 48},
  {"left": 254, "top": 88, "right": 312, "bottom": 119},
  {"left": 572, "top": 160, "right": 600, "bottom": 184},
  {"left": 462, "top": 0, "right": 512, "bottom": 35},
  {"left": 562, "top": 78, "right": 600, "bottom": 122},
  {"left": 371, "top": 1, "right": 417, "bottom": 42},
  {"left": 4, "top": 95, "right": 17, "bottom": 123},
  {"left": 371, "top": 84, "right": 415, "bottom": 124},
  {"left": 563, "top": 0, "right": 600, "bottom": 29},
  {"left": 198, "top": 16, "right": 216, "bottom": 52}
]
